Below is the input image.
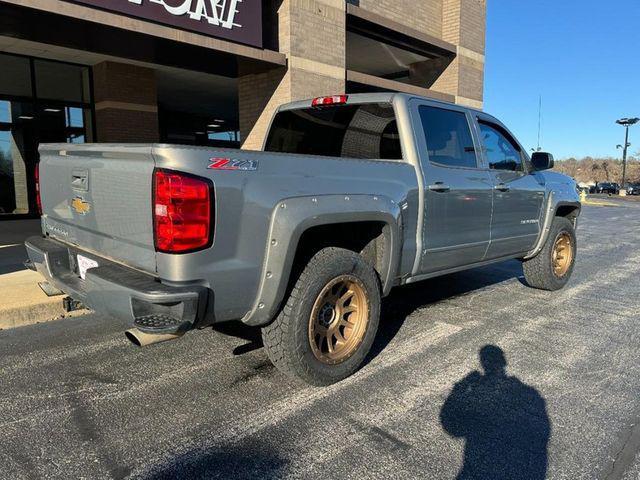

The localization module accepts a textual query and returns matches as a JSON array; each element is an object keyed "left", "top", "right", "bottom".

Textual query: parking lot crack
[{"left": 604, "top": 419, "right": 640, "bottom": 480}]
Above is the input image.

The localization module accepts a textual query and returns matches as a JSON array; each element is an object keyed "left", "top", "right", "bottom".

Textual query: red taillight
[
  {"left": 153, "top": 169, "right": 213, "bottom": 253},
  {"left": 311, "top": 95, "right": 348, "bottom": 107},
  {"left": 35, "top": 163, "right": 42, "bottom": 215}
]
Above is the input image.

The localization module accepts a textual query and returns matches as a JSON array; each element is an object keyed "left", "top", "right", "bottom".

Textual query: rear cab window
[
  {"left": 418, "top": 105, "right": 478, "bottom": 168},
  {"left": 264, "top": 103, "right": 402, "bottom": 160}
]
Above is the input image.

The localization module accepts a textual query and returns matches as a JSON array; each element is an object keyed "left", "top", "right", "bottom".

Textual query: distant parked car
[
  {"left": 595, "top": 182, "right": 620, "bottom": 195},
  {"left": 626, "top": 183, "right": 640, "bottom": 195}
]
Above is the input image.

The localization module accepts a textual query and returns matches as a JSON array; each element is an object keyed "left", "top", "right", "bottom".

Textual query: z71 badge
[{"left": 208, "top": 157, "right": 258, "bottom": 171}]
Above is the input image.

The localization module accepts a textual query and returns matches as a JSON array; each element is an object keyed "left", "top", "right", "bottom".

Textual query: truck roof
[{"left": 278, "top": 92, "right": 484, "bottom": 114}]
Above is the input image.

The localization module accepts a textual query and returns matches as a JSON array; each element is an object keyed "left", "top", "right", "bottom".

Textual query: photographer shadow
[{"left": 440, "top": 345, "right": 551, "bottom": 480}]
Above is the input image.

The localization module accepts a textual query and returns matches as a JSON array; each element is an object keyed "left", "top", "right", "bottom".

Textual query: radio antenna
[{"left": 537, "top": 95, "right": 543, "bottom": 151}]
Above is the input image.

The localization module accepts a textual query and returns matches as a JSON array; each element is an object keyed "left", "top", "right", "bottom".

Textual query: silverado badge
[{"left": 71, "top": 197, "right": 91, "bottom": 215}]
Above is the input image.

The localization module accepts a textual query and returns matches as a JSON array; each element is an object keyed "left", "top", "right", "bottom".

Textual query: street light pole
[{"left": 616, "top": 117, "right": 639, "bottom": 190}]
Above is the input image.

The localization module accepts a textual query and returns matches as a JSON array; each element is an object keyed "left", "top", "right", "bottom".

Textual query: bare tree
[{"left": 553, "top": 156, "right": 639, "bottom": 184}]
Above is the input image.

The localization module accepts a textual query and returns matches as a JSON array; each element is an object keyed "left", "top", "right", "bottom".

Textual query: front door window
[{"left": 478, "top": 122, "right": 523, "bottom": 172}]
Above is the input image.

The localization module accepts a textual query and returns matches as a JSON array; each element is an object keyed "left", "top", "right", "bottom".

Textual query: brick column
[
  {"left": 239, "top": 0, "right": 346, "bottom": 150},
  {"left": 432, "top": 0, "right": 486, "bottom": 109},
  {"left": 92, "top": 62, "right": 160, "bottom": 143}
]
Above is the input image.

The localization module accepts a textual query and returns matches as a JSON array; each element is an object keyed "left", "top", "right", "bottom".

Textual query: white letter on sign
[
  {"left": 189, "top": 0, "right": 213, "bottom": 22},
  {"left": 149, "top": 0, "right": 193, "bottom": 16},
  {"left": 221, "top": 0, "right": 241, "bottom": 29}
]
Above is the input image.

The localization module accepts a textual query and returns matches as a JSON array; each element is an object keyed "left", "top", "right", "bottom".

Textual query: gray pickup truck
[{"left": 26, "top": 93, "right": 580, "bottom": 385}]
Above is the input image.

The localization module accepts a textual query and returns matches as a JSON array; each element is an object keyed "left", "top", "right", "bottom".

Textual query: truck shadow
[
  {"left": 140, "top": 441, "right": 288, "bottom": 480},
  {"left": 215, "top": 260, "right": 524, "bottom": 365},
  {"left": 368, "top": 259, "right": 524, "bottom": 362}
]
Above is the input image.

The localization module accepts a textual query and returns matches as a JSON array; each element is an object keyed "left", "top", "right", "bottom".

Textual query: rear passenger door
[
  {"left": 411, "top": 100, "right": 493, "bottom": 274},
  {"left": 476, "top": 117, "right": 546, "bottom": 258}
]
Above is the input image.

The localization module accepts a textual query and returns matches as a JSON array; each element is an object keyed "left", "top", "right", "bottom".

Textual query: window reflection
[
  {"left": 67, "top": 133, "right": 85, "bottom": 144},
  {"left": 34, "top": 59, "right": 91, "bottom": 103},
  {"left": 0, "top": 54, "right": 32, "bottom": 98},
  {"left": 0, "top": 53, "right": 93, "bottom": 216},
  {"left": 66, "top": 107, "right": 84, "bottom": 128},
  {"left": 0, "top": 129, "right": 29, "bottom": 214},
  {"left": 0, "top": 101, "right": 10, "bottom": 123}
]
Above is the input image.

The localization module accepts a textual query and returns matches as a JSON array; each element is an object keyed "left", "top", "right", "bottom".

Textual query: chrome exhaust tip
[{"left": 124, "top": 328, "right": 185, "bottom": 347}]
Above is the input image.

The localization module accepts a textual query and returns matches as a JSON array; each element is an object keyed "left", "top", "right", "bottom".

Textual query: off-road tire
[
  {"left": 522, "top": 216, "right": 577, "bottom": 291},
  {"left": 261, "top": 247, "right": 381, "bottom": 386}
]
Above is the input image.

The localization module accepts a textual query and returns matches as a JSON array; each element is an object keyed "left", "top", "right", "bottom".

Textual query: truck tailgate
[{"left": 38, "top": 144, "right": 157, "bottom": 274}]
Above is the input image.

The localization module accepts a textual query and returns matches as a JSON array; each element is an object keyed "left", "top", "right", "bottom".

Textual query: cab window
[
  {"left": 479, "top": 122, "right": 523, "bottom": 171},
  {"left": 265, "top": 103, "right": 402, "bottom": 160},
  {"left": 418, "top": 106, "right": 477, "bottom": 169}
]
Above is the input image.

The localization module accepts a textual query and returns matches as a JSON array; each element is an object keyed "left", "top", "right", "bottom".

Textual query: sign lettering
[{"left": 65, "top": 0, "right": 262, "bottom": 47}]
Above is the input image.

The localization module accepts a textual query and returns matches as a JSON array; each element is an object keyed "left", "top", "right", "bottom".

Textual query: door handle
[
  {"left": 428, "top": 182, "right": 451, "bottom": 193},
  {"left": 494, "top": 183, "right": 510, "bottom": 192}
]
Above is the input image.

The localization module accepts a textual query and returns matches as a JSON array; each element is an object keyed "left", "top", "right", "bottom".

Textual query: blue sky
[{"left": 483, "top": 0, "right": 640, "bottom": 159}]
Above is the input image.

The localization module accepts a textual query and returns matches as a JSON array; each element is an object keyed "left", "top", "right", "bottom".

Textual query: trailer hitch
[{"left": 62, "top": 296, "right": 85, "bottom": 313}]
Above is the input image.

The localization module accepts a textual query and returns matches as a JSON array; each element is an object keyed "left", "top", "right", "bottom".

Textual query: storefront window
[
  {"left": 0, "top": 54, "right": 32, "bottom": 98},
  {"left": 0, "top": 101, "right": 10, "bottom": 123},
  {"left": 0, "top": 128, "right": 29, "bottom": 215},
  {"left": 34, "top": 59, "right": 91, "bottom": 103},
  {"left": 66, "top": 107, "right": 84, "bottom": 128},
  {"left": 0, "top": 53, "right": 93, "bottom": 217}
]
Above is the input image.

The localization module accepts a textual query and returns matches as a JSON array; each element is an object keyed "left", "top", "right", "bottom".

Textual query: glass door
[
  {"left": 0, "top": 100, "right": 37, "bottom": 215},
  {"left": 0, "top": 52, "right": 93, "bottom": 217}
]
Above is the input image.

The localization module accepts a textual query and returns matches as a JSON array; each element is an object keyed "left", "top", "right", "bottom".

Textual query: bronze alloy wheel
[
  {"left": 552, "top": 232, "right": 573, "bottom": 277},
  {"left": 308, "top": 275, "right": 370, "bottom": 365}
]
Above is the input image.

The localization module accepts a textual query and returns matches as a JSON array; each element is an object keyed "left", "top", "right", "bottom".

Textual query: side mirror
[{"left": 531, "top": 152, "right": 554, "bottom": 171}]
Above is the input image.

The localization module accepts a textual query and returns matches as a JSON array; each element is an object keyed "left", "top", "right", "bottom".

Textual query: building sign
[{"left": 66, "top": 0, "right": 263, "bottom": 48}]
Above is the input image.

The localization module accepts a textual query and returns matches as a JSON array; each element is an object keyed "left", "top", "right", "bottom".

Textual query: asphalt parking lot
[{"left": 1, "top": 202, "right": 639, "bottom": 480}]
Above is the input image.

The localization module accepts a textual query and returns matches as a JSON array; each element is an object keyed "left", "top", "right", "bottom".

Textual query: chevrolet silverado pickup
[{"left": 26, "top": 93, "right": 581, "bottom": 385}]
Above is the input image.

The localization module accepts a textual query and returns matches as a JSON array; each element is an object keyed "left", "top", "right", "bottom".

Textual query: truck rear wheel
[
  {"left": 261, "top": 247, "right": 381, "bottom": 386},
  {"left": 522, "top": 216, "right": 577, "bottom": 291}
]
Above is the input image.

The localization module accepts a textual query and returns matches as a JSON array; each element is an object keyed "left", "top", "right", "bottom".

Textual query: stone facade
[
  {"left": 21, "top": 0, "right": 485, "bottom": 148},
  {"left": 93, "top": 62, "right": 160, "bottom": 143},
  {"left": 239, "top": 0, "right": 346, "bottom": 150},
  {"left": 240, "top": 0, "right": 486, "bottom": 149},
  {"left": 434, "top": 0, "right": 486, "bottom": 108},
  {"left": 356, "top": 0, "right": 443, "bottom": 38}
]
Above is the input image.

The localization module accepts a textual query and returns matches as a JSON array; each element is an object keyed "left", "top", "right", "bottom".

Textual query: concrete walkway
[{"left": 0, "top": 219, "right": 83, "bottom": 329}]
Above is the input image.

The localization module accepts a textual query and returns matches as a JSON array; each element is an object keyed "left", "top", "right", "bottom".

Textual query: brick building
[{"left": 0, "top": 0, "right": 486, "bottom": 217}]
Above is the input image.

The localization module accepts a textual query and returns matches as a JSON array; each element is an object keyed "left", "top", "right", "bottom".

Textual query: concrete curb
[
  {"left": 582, "top": 200, "right": 621, "bottom": 207},
  {"left": 0, "top": 269, "right": 89, "bottom": 331},
  {"left": 0, "top": 301, "right": 88, "bottom": 330},
  {"left": 0, "top": 219, "right": 90, "bottom": 330}
]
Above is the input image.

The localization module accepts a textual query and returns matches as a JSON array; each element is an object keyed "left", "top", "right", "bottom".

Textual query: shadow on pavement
[
  {"left": 142, "top": 442, "right": 288, "bottom": 480},
  {"left": 368, "top": 259, "right": 523, "bottom": 362},
  {"left": 0, "top": 244, "right": 29, "bottom": 275},
  {"left": 440, "top": 345, "right": 551, "bottom": 480},
  {"left": 211, "top": 260, "right": 524, "bottom": 365}
]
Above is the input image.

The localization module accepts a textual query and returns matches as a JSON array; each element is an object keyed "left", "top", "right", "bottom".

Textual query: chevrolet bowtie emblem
[{"left": 71, "top": 197, "right": 91, "bottom": 215}]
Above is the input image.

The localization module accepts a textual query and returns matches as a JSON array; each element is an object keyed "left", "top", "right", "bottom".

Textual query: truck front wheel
[
  {"left": 261, "top": 247, "right": 381, "bottom": 386},
  {"left": 522, "top": 216, "right": 577, "bottom": 291}
]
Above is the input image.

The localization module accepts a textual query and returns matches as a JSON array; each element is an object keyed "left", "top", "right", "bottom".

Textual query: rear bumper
[{"left": 25, "top": 236, "right": 207, "bottom": 332}]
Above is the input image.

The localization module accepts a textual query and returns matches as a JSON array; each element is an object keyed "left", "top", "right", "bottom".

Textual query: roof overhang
[
  {"left": 346, "top": 4, "right": 457, "bottom": 60},
  {"left": 0, "top": 0, "right": 286, "bottom": 77}
]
